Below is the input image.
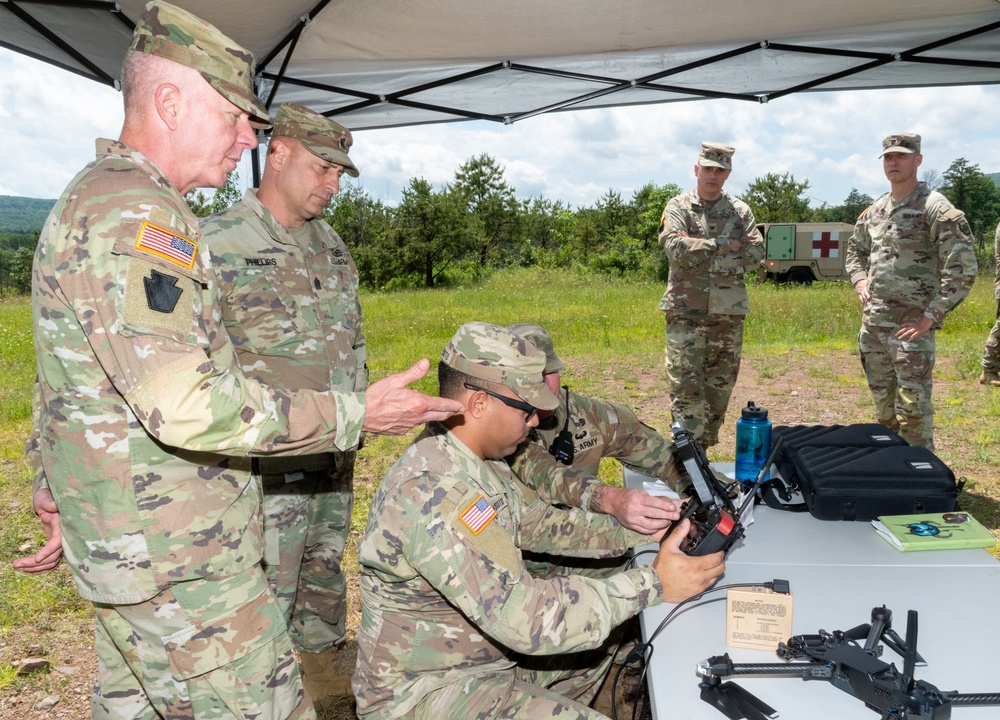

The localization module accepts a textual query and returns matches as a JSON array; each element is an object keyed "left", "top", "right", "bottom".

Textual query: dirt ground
[{"left": 3, "top": 347, "right": 996, "bottom": 720}]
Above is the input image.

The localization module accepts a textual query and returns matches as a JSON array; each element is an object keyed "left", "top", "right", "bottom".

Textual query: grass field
[{"left": 1, "top": 268, "right": 998, "bottom": 718}]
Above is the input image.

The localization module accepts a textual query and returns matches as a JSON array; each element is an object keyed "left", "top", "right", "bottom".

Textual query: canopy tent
[{"left": 4, "top": 0, "right": 1000, "bottom": 133}]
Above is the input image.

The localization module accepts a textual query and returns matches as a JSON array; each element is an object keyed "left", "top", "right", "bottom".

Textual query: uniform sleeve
[
  {"left": 590, "top": 403, "right": 688, "bottom": 495},
  {"left": 26, "top": 379, "right": 47, "bottom": 494},
  {"left": 994, "top": 222, "right": 1000, "bottom": 300},
  {"left": 397, "top": 477, "right": 662, "bottom": 657},
  {"left": 659, "top": 200, "right": 717, "bottom": 269},
  {"left": 515, "top": 476, "right": 652, "bottom": 556},
  {"left": 925, "top": 205, "right": 977, "bottom": 324},
  {"left": 508, "top": 440, "right": 602, "bottom": 508},
  {"left": 845, "top": 210, "right": 872, "bottom": 285}
]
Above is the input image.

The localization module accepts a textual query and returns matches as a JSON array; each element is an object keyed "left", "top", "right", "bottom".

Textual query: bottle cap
[{"left": 741, "top": 401, "right": 768, "bottom": 420}]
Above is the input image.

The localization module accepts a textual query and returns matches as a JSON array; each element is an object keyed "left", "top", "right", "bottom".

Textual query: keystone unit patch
[
  {"left": 143, "top": 269, "right": 183, "bottom": 313},
  {"left": 136, "top": 222, "right": 197, "bottom": 269}
]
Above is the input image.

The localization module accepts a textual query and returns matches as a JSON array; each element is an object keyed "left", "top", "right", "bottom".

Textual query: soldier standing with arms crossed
[
  {"left": 659, "top": 143, "right": 764, "bottom": 447},
  {"left": 202, "top": 102, "right": 368, "bottom": 705},
  {"left": 846, "top": 133, "right": 977, "bottom": 450},
  {"left": 19, "top": 3, "right": 461, "bottom": 717}
]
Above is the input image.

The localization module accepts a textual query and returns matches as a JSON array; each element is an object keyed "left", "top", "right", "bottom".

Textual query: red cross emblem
[{"left": 811, "top": 232, "right": 839, "bottom": 258}]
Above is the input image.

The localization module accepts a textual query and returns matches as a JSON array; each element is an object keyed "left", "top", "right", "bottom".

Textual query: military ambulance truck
[{"left": 758, "top": 222, "right": 855, "bottom": 284}]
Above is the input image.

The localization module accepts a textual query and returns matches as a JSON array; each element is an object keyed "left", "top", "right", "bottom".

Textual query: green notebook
[{"left": 872, "top": 512, "right": 998, "bottom": 552}]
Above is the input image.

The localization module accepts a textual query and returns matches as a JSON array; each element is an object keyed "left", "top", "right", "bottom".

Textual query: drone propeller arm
[{"left": 698, "top": 654, "right": 833, "bottom": 681}]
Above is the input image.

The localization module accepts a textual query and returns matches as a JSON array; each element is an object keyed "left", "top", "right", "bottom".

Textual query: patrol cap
[
  {"left": 130, "top": 1, "right": 271, "bottom": 129},
  {"left": 881, "top": 133, "right": 921, "bottom": 156},
  {"left": 273, "top": 103, "right": 360, "bottom": 178},
  {"left": 507, "top": 323, "right": 564, "bottom": 374},
  {"left": 698, "top": 142, "right": 735, "bottom": 170},
  {"left": 442, "top": 322, "right": 559, "bottom": 411}
]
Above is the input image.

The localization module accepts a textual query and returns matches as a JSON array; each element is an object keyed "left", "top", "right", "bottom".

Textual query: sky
[{"left": 2, "top": 46, "right": 999, "bottom": 210}]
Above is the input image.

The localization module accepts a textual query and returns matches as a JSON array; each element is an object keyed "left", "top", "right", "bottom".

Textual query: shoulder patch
[
  {"left": 459, "top": 495, "right": 497, "bottom": 535},
  {"left": 136, "top": 222, "right": 198, "bottom": 269}
]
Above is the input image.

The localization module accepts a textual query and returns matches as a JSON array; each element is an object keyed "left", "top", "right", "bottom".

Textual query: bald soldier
[
  {"left": 354, "top": 322, "right": 724, "bottom": 720},
  {"left": 658, "top": 143, "right": 764, "bottom": 447},
  {"left": 21, "top": 2, "right": 460, "bottom": 717},
  {"left": 846, "top": 133, "right": 977, "bottom": 450},
  {"left": 201, "top": 103, "right": 367, "bottom": 705}
]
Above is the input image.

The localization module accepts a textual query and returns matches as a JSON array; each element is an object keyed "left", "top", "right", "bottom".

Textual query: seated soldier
[
  {"left": 353, "top": 321, "right": 724, "bottom": 720},
  {"left": 507, "top": 323, "right": 686, "bottom": 543}
]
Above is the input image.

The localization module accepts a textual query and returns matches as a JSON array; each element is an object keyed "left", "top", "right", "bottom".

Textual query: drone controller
[{"left": 669, "top": 420, "right": 746, "bottom": 557}]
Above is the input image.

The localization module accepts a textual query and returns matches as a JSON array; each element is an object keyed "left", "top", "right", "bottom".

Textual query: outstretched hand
[
  {"left": 12, "top": 489, "right": 63, "bottom": 574},
  {"left": 595, "top": 486, "right": 679, "bottom": 537},
  {"left": 651, "top": 519, "right": 725, "bottom": 603},
  {"left": 362, "top": 358, "right": 465, "bottom": 436}
]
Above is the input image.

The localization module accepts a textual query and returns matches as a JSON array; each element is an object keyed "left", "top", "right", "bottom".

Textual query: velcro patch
[
  {"left": 460, "top": 495, "right": 496, "bottom": 535},
  {"left": 136, "top": 222, "right": 197, "bottom": 269}
]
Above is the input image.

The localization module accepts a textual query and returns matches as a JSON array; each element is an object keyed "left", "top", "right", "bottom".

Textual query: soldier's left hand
[
  {"left": 896, "top": 316, "right": 933, "bottom": 341},
  {"left": 600, "top": 486, "right": 679, "bottom": 536},
  {"left": 12, "top": 489, "right": 63, "bottom": 574}
]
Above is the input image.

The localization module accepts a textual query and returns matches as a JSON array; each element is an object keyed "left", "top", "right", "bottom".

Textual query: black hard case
[
  {"left": 772, "top": 423, "right": 908, "bottom": 484},
  {"left": 792, "top": 445, "right": 959, "bottom": 521}
]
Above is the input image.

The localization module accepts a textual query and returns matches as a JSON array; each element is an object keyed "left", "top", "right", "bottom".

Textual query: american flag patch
[
  {"left": 136, "top": 222, "right": 197, "bottom": 269},
  {"left": 460, "top": 495, "right": 496, "bottom": 535}
]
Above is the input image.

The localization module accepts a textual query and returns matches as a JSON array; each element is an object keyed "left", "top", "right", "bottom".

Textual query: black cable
[{"left": 611, "top": 579, "right": 785, "bottom": 720}]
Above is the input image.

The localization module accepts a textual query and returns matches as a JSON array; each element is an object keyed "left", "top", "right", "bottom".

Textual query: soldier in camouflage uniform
[
  {"left": 200, "top": 103, "right": 365, "bottom": 706},
  {"left": 980, "top": 220, "right": 1000, "bottom": 387},
  {"left": 659, "top": 143, "right": 764, "bottom": 447},
  {"left": 506, "top": 323, "right": 686, "bottom": 578},
  {"left": 846, "top": 133, "right": 977, "bottom": 451},
  {"left": 353, "top": 322, "right": 725, "bottom": 720},
  {"left": 23, "top": 3, "right": 461, "bottom": 718}
]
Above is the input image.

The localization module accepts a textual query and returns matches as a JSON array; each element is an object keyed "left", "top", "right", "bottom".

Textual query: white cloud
[{"left": 3, "top": 46, "right": 1000, "bottom": 213}]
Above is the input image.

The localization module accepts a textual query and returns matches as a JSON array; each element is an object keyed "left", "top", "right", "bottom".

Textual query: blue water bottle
[{"left": 735, "top": 401, "right": 772, "bottom": 487}]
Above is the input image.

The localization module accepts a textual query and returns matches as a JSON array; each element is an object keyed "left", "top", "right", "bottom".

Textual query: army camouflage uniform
[
  {"left": 509, "top": 389, "right": 685, "bottom": 579},
  {"left": 659, "top": 187, "right": 764, "bottom": 446},
  {"left": 981, "top": 221, "right": 1000, "bottom": 377},
  {"left": 354, "top": 424, "right": 662, "bottom": 720},
  {"left": 27, "top": 4, "right": 362, "bottom": 718},
  {"left": 846, "top": 182, "right": 977, "bottom": 450},
  {"left": 202, "top": 183, "right": 366, "bottom": 653}
]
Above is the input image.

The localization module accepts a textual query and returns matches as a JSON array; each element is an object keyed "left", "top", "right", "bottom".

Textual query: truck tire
[{"left": 787, "top": 268, "right": 814, "bottom": 285}]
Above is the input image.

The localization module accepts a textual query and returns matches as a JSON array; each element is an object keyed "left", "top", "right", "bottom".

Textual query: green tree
[
  {"left": 324, "top": 180, "right": 391, "bottom": 287},
  {"left": 391, "top": 179, "right": 472, "bottom": 288},
  {"left": 826, "top": 188, "right": 874, "bottom": 224},
  {"left": 452, "top": 154, "right": 519, "bottom": 269},
  {"left": 185, "top": 172, "right": 242, "bottom": 217},
  {"left": 941, "top": 158, "right": 1000, "bottom": 250},
  {"left": 741, "top": 172, "right": 815, "bottom": 223}
]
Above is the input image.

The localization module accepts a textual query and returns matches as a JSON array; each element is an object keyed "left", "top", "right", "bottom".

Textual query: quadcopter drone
[{"left": 696, "top": 605, "right": 1000, "bottom": 719}]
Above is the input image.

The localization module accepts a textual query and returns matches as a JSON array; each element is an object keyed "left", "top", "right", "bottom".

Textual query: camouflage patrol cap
[
  {"left": 442, "top": 322, "right": 559, "bottom": 411},
  {"left": 698, "top": 142, "right": 735, "bottom": 170},
  {"left": 507, "top": 323, "right": 564, "bottom": 374},
  {"left": 130, "top": 1, "right": 271, "bottom": 129},
  {"left": 881, "top": 133, "right": 921, "bottom": 157},
  {"left": 273, "top": 103, "right": 360, "bottom": 178}
]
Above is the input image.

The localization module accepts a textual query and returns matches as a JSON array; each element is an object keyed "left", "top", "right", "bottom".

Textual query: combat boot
[
  {"left": 299, "top": 646, "right": 354, "bottom": 709},
  {"left": 979, "top": 370, "right": 1000, "bottom": 387}
]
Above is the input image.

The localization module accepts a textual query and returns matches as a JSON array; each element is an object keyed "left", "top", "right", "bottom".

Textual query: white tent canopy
[{"left": 3, "top": 0, "right": 1000, "bottom": 130}]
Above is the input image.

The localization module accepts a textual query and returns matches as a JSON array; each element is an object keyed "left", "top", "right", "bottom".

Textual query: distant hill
[
  {"left": 988, "top": 172, "right": 1000, "bottom": 187},
  {"left": 0, "top": 195, "right": 55, "bottom": 233}
]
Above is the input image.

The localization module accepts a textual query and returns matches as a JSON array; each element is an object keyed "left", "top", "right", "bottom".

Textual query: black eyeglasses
[{"left": 464, "top": 383, "right": 537, "bottom": 420}]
